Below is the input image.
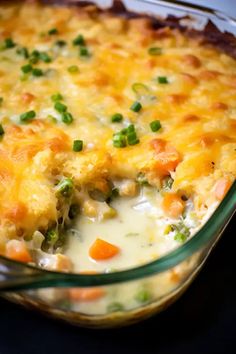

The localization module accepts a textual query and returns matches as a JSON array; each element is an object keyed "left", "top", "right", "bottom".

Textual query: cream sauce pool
[{"left": 65, "top": 187, "right": 198, "bottom": 272}]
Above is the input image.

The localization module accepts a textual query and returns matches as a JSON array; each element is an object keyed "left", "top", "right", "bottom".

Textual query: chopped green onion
[
  {"left": 4, "top": 38, "right": 16, "bottom": 49},
  {"left": 107, "top": 302, "right": 124, "bottom": 313},
  {"left": 171, "top": 221, "right": 190, "bottom": 243},
  {"left": 68, "top": 204, "right": 79, "bottom": 219},
  {"left": 150, "top": 120, "right": 161, "bottom": 132},
  {"left": 0, "top": 124, "right": 4, "bottom": 137},
  {"left": 31, "top": 50, "right": 40, "bottom": 57},
  {"left": 29, "top": 50, "right": 41, "bottom": 64},
  {"left": 113, "top": 132, "right": 127, "bottom": 148},
  {"left": 135, "top": 289, "right": 152, "bottom": 303},
  {"left": 48, "top": 28, "right": 58, "bottom": 35},
  {"left": 61, "top": 112, "right": 73, "bottom": 125},
  {"left": 157, "top": 76, "right": 168, "bottom": 84},
  {"left": 113, "top": 124, "right": 140, "bottom": 147},
  {"left": 73, "top": 139, "right": 83, "bottom": 152},
  {"left": 21, "top": 64, "right": 32, "bottom": 74},
  {"left": 174, "top": 232, "right": 187, "bottom": 243},
  {"left": 162, "top": 176, "right": 174, "bottom": 191},
  {"left": 130, "top": 101, "right": 142, "bottom": 113},
  {"left": 32, "top": 68, "right": 43, "bottom": 77},
  {"left": 20, "top": 110, "right": 36, "bottom": 123},
  {"left": 111, "top": 113, "right": 123, "bottom": 123},
  {"left": 51, "top": 93, "right": 63, "bottom": 102},
  {"left": 73, "top": 34, "right": 85, "bottom": 46},
  {"left": 56, "top": 177, "right": 74, "bottom": 197},
  {"left": 126, "top": 124, "right": 135, "bottom": 133},
  {"left": 55, "top": 40, "right": 66, "bottom": 47},
  {"left": 136, "top": 172, "right": 149, "bottom": 186},
  {"left": 54, "top": 101, "right": 67, "bottom": 113},
  {"left": 132, "top": 83, "right": 149, "bottom": 96},
  {"left": 79, "top": 46, "right": 90, "bottom": 57},
  {"left": 67, "top": 65, "right": 79, "bottom": 74},
  {"left": 45, "top": 229, "right": 59, "bottom": 246},
  {"left": 127, "top": 131, "right": 139, "bottom": 145},
  {"left": 39, "top": 52, "right": 52, "bottom": 63},
  {"left": 16, "top": 47, "right": 29, "bottom": 59},
  {"left": 148, "top": 47, "right": 162, "bottom": 56}
]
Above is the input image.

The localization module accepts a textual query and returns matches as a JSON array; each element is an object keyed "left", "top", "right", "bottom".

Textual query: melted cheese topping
[{"left": 0, "top": 2, "right": 235, "bottom": 256}]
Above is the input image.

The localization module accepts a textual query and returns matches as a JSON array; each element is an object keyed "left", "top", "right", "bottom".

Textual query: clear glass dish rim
[{"left": 0, "top": 0, "right": 235, "bottom": 290}]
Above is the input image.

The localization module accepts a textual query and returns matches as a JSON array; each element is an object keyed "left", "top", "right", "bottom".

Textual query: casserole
[{"left": 0, "top": 0, "right": 236, "bottom": 327}]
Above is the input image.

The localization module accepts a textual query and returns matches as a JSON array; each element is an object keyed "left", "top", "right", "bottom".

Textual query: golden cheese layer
[{"left": 0, "top": 2, "right": 236, "bottom": 249}]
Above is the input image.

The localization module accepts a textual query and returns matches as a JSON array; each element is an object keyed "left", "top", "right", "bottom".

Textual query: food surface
[{"left": 0, "top": 1, "right": 235, "bottom": 282}]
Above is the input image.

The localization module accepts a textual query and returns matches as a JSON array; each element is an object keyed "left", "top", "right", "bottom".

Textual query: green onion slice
[
  {"left": 56, "top": 177, "right": 74, "bottom": 198},
  {"left": 21, "top": 64, "right": 32, "bottom": 74},
  {"left": 157, "top": 76, "right": 168, "bottom": 84},
  {"left": 20, "top": 110, "right": 36, "bottom": 123},
  {"left": 111, "top": 113, "right": 123, "bottom": 123},
  {"left": 73, "top": 139, "right": 83, "bottom": 152},
  {"left": 54, "top": 101, "right": 67, "bottom": 113},
  {"left": 61, "top": 112, "right": 73, "bottom": 125},
  {"left": 73, "top": 34, "right": 85, "bottom": 46},
  {"left": 148, "top": 47, "right": 162, "bottom": 56},
  {"left": 130, "top": 101, "right": 142, "bottom": 113},
  {"left": 150, "top": 120, "right": 162, "bottom": 132},
  {"left": 32, "top": 68, "right": 43, "bottom": 77},
  {"left": 48, "top": 28, "right": 58, "bottom": 35},
  {"left": 132, "top": 83, "right": 149, "bottom": 97},
  {"left": 51, "top": 93, "right": 63, "bottom": 102}
]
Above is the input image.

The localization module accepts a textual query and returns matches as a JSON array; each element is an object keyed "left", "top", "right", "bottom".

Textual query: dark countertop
[{"left": 0, "top": 217, "right": 235, "bottom": 354}]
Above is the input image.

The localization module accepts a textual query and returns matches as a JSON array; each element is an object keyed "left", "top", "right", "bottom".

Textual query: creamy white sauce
[
  {"left": 65, "top": 188, "right": 197, "bottom": 272},
  {"left": 39, "top": 188, "right": 217, "bottom": 315}
]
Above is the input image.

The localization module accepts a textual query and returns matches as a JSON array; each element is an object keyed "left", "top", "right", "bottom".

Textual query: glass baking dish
[{"left": 0, "top": 0, "right": 236, "bottom": 328}]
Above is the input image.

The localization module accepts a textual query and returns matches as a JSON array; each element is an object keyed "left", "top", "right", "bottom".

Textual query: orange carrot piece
[
  {"left": 89, "top": 238, "right": 120, "bottom": 261},
  {"left": 6, "top": 240, "right": 32, "bottom": 263},
  {"left": 154, "top": 150, "right": 180, "bottom": 176},
  {"left": 4, "top": 202, "right": 27, "bottom": 223},
  {"left": 215, "top": 178, "right": 232, "bottom": 200},
  {"left": 150, "top": 139, "right": 181, "bottom": 175},
  {"left": 162, "top": 193, "right": 185, "bottom": 218},
  {"left": 68, "top": 287, "right": 105, "bottom": 301}
]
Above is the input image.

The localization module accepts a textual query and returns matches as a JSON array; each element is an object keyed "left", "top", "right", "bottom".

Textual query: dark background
[{"left": 0, "top": 1, "right": 236, "bottom": 353}]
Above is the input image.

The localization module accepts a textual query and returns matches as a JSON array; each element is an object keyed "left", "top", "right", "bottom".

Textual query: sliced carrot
[
  {"left": 4, "top": 202, "right": 27, "bottom": 223},
  {"left": 154, "top": 150, "right": 180, "bottom": 176},
  {"left": 68, "top": 287, "right": 105, "bottom": 302},
  {"left": 162, "top": 193, "right": 185, "bottom": 218},
  {"left": 89, "top": 238, "right": 120, "bottom": 261},
  {"left": 21, "top": 92, "right": 35, "bottom": 104},
  {"left": 215, "top": 177, "right": 232, "bottom": 200},
  {"left": 150, "top": 140, "right": 181, "bottom": 176},
  {"left": 6, "top": 240, "right": 32, "bottom": 263}
]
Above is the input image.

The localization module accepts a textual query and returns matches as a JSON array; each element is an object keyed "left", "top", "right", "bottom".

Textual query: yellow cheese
[{"left": 0, "top": 2, "right": 235, "bottom": 241}]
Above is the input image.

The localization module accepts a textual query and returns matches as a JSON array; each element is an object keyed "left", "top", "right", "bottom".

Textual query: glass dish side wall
[{"left": 2, "top": 225, "right": 229, "bottom": 328}]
